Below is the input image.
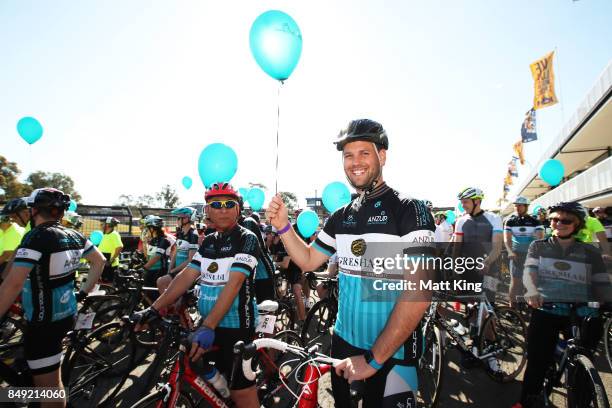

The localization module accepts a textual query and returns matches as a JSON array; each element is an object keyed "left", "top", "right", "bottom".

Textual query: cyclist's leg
[
  {"left": 156, "top": 274, "right": 172, "bottom": 295},
  {"left": 330, "top": 334, "right": 359, "bottom": 408},
  {"left": 25, "top": 317, "right": 74, "bottom": 408},
  {"left": 520, "top": 309, "right": 566, "bottom": 402},
  {"left": 316, "top": 283, "right": 328, "bottom": 300}
]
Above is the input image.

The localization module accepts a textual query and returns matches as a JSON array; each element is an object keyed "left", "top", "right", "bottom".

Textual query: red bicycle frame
[{"left": 298, "top": 363, "right": 332, "bottom": 408}]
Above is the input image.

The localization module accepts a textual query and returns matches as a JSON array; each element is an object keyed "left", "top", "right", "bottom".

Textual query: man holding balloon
[{"left": 267, "top": 119, "right": 435, "bottom": 408}]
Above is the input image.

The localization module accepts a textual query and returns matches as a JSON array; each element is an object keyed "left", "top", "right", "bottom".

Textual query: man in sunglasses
[
  {"left": 133, "top": 182, "right": 260, "bottom": 408},
  {"left": 514, "top": 201, "right": 608, "bottom": 408}
]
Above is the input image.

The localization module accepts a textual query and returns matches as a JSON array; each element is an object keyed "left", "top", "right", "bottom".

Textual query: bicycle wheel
[
  {"left": 418, "top": 322, "right": 444, "bottom": 408},
  {"left": 479, "top": 306, "right": 527, "bottom": 383},
  {"left": 301, "top": 299, "right": 337, "bottom": 354},
  {"left": 62, "top": 321, "right": 137, "bottom": 406},
  {"left": 566, "top": 354, "right": 610, "bottom": 408},
  {"left": 604, "top": 317, "right": 612, "bottom": 373},
  {"left": 256, "top": 330, "right": 304, "bottom": 407},
  {"left": 276, "top": 300, "right": 296, "bottom": 333},
  {"left": 131, "top": 388, "right": 194, "bottom": 408}
]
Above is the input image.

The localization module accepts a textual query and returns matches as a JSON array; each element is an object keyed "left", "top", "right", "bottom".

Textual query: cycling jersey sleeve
[
  {"left": 503, "top": 215, "right": 515, "bottom": 232},
  {"left": 83, "top": 239, "right": 95, "bottom": 256},
  {"left": 188, "top": 230, "right": 200, "bottom": 250},
  {"left": 313, "top": 209, "right": 341, "bottom": 256},
  {"left": 454, "top": 216, "right": 466, "bottom": 236},
  {"left": 523, "top": 240, "right": 541, "bottom": 276},
  {"left": 489, "top": 213, "right": 504, "bottom": 234},
  {"left": 13, "top": 230, "right": 45, "bottom": 269},
  {"left": 112, "top": 231, "right": 123, "bottom": 248},
  {"left": 230, "top": 232, "right": 259, "bottom": 277}
]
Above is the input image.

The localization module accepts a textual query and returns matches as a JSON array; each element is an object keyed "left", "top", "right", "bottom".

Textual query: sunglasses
[
  {"left": 549, "top": 217, "right": 574, "bottom": 225},
  {"left": 208, "top": 200, "right": 239, "bottom": 210}
]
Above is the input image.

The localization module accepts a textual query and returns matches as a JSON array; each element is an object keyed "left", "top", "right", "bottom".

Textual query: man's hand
[
  {"left": 132, "top": 306, "right": 160, "bottom": 331},
  {"left": 189, "top": 326, "right": 215, "bottom": 362},
  {"left": 508, "top": 282, "right": 524, "bottom": 308},
  {"left": 334, "top": 355, "right": 378, "bottom": 382},
  {"left": 525, "top": 291, "right": 543, "bottom": 309},
  {"left": 265, "top": 194, "right": 290, "bottom": 230}
]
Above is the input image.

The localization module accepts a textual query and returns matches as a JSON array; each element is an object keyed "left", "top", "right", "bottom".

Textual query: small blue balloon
[
  {"left": 539, "top": 159, "right": 564, "bottom": 186},
  {"left": 17, "top": 117, "right": 43, "bottom": 145},
  {"left": 249, "top": 10, "right": 303, "bottom": 81},
  {"left": 322, "top": 182, "right": 351, "bottom": 213},
  {"left": 532, "top": 205, "right": 543, "bottom": 216},
  {"left": 239, "top": 187, "right": 250, "bottom": 199},
  {"left": 90, "top": 230, "right": 104, "bottom": 246},
  {"left": 197, "top": 143, "right": 238, "bottom": 188},
  {"left": 297, "top": 210, "right": 319, "bottom": 238},
  {"left": 247, "top": 188, "right": 265, "bottom": 211},
  {"left": 457, "top": 201, "right": 465, "bottom": 213},
  {"left": 182, "top": 176, "right": 193, "bottom": 189},
  {"left": 445, "top": 210, "right": 456, "bottom": 225},
  {"left": 68, "top": 200, "right": 77, "bottom": 212}
]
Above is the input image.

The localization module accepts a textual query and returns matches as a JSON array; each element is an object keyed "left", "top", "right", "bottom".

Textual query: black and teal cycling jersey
[
  {"left": 14, "top": 222, "right": 95, "bottom": 323},
  {"left": 312, "top": 183, "right": 436, "bottom": 361},
  {"left": 188, "top": 224, "right": 259, "bottom": 329},
  {"left": 147, "top": 235, "right": 172, "bottom": 273},
  {"left": 173, "top": 227, "right": 199, "bottom": 268},
  {"left": 524, "top": 237, "right": 607, "bottom": 317},
  {"left": 504, "top": 214, "right": 543, "bottom": 253},
  {"left": 239, "top": 216, "right": 275, "bottom": 281}
]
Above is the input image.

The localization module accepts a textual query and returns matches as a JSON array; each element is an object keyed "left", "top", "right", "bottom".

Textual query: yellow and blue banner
[{"left": 530, "top": 51, "right": 558, "bottom": 110}]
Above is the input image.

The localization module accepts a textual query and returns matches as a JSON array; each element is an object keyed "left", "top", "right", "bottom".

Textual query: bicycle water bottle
[{"left": 205, "top": 367, "right": 230, "bottom": 398}]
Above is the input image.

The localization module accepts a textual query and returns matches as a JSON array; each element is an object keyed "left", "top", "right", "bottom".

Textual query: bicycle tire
[
  {"left": 131, "top": 388, "right": 195, "bottom": 408},
  {"left": 62, "top": 321, "right": 136, "bottom": 406},
  {"left": 301, "top": 298, "right": 337, "bottom": 353},
  {"left": 566, "top": 354, "right": 610, "bottom": 408},
  {"left": 604, "top": 316, "right": 612, "bottom": 373},
  {"left": 418, "top": 322, "right": 444, "bottom": 408},
  {"left": 479, "top": 306, "right": 527, "bottom": 383},
  {"left": 276, "top": 300, "right": 296, "bottom": 332}
]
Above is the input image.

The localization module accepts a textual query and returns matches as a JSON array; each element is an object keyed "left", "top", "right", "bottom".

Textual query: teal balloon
[
  {"left": 539, "top": 159, "right": 564, "bottom": 186},
  {"left": 297, "top": 210, "right": 319, "bottom": 238},
  {"left": 322, "top": 182, "right": 351, "bottom": 213},
  {"left": 532, "top": 205, "right": 543, "bottom": 216},
  {"left": 197, "top": 143, "right": 238, "bottom": 188},
  {"left": 247, "top": 188, "right": 265, "bottom": 211},
  {"left": 90, "top": 230, "right": 103, "bottom": 246},
  {"left": 68, "top": 200, "right": 77, "bottom": 212},
  {"left": 239, "top": 187, "right": 250, "bottom": 199},
  {"left": 457, "top": 201, "right": 465, "bottom": 213},
  {"left": 445, "top": 210, "right": 456, "bottom": 225},
  {"left": 249, "top": 10, "right": 302, "bottom": 81},
  {"left": 17, "top": 117, "right": 43, "bottom": 145},
  {"left": 182, "top": 176, "right": 193, "bottom": 189}
]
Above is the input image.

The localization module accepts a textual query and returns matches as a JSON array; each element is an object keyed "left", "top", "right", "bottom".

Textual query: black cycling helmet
[
  {"left": 334, "top": 119, "right": 389, "bottom": 151},
  {"left": 250, "top": 212, "right": 260, "bottom": 223},
  {"left": 548, "top": 201, "right": 588, "bottom": 231},
  {"left": 25, "top": 188, "right": 70, "bottom": 210},
  {"left": 1, "top": 198, "right": 28, "bottom": 215}
]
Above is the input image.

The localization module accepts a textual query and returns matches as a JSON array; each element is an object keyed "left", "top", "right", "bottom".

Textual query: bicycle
[
  {"left": 540, "top": 303, "right": 610, "bottom": 408},
  {"left": 434, "top": 285, "right": 527, "bottom": 382},
  {"left": 603, "top": 309, "right": 612, "bottom": 372},
  {"left": 300, "top": 276, "right": 338, "bottom": 355},
  {"left": 418, "top": 299, "right": 445, "bottom": 408}
]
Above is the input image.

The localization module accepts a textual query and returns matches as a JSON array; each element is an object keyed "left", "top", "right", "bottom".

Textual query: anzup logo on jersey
[
  {"left": 207, "top": 262, "right": 219, "bottom": 273},
  {"left": 351, "top": 239, "right": 367, "bottom": 257},
  {"left": 374, "top": 201, "right": 382, "bottom": 208},
  {"left": 554, "top": 261, "right": 571, "bottom": 271}
]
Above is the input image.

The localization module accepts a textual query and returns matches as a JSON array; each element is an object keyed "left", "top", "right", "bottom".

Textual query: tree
[
  {"left": 27, "top": 171, "right": 81, "bottom": 201},
  {"left": 157, "top": 185, "right": 180, "bottom": 208},
  {"left": 116, "top": 194, "right": 158, "bottom": 207},
  {"left": 279, "top": 191, "right": 298, "bottom": 212},
  {"left": 0, "top": 155, "right": 31, "bottom": 199}
]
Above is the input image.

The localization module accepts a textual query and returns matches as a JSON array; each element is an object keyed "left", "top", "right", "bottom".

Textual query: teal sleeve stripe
[
  {"left": 493, "top": 230, "right": 503, "bottom": 234},
  {"left": 83, "top": 246, "right": 95, "bottom": 255},
  {"left": 13, "top": 261, "right": 34, "bottom": 269},
  {"left": 230, "top": 266, "right": 251, "bottom": 276},
  {"left": 188, "top": 262, "right": 199, "bottom": 270},
  {"left": 312, "top": 241, "right": 333, "bottom": 257}
]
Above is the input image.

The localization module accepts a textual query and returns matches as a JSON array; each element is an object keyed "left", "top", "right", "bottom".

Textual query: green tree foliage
[
  {"left": 26, "top": 171, "right": 82, "bottom": 201},
  {"left": 0, "top": 155, "right": 31, "bottom": 199},
  {"left": 279, "top": 191, "right": 298, "bottom": 212},
  {"left": 156, "top": 185, "right": 180, "bottom": 208}
]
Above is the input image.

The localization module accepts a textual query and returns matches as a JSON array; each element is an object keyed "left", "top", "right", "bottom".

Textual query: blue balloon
[
  {"left": 239, "top": 187, "right": 250, "bottom": 199},
  {"left": 17, "top": 117, "right": 43, "bottom": 145},
  {"left": 297, "top": 210, "right": 319, "bottom": 238},
  {"left": 68, "top": 200, "right": 77, "bottom": 212},
  {"left": 457, "top": 201, "right": 465, "bottom": 213},
  {"left": 322, "top": 182, "right": 351, "bottom": 213},
  {"left": 197, "top": 143, "right": 238, "bottom": 188},
  {"left": 539, "top": 159, "right": 564, "bottom": 186},
  {"left": 247, "top": 188, "right": 265, "bottom": 211},
  {"left": 532, "top": 205, "right": 543, "bottom": 216},
  {"left": 182, "top": 176, "right": 193, "bottom": 189},
  {"left": 445, "top": 210, "right": 456, "bottom": 225},
  {"left": 90, "top": 230, "right": 104, "bottom": 246},
  {"left": 249, "top": 10, "right": 302, "bottom": 81}
]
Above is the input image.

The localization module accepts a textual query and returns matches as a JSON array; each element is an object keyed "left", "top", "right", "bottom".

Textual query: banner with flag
[
  {"left": 530, "top": 51, "right": 558, "bottom": 110},
  {"left": 513, "top": 140, "right": 525, "bottom": 165},
  {"left": 521, "top": 108, "right": 538, "bottom": 142},
  {"left": 505, "top": 173, "right": 513, "bottom": 186},
  {"left": 508, "top": 160, "right": 518, "bottom": 177}
]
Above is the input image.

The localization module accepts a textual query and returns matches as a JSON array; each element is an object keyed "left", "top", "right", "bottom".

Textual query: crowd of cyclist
[{"left": 0, "top": 118, "right": 611, "bottom": 408}]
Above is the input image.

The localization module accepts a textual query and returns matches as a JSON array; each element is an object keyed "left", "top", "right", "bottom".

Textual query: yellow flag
[
  {"left": 530, "top": 51, "right": 558, "bottom": 110},
  {"left": 513, "top": 140, "right": 525, "bottom": 165}
]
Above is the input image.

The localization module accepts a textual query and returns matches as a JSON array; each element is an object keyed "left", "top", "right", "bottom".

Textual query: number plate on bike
[
  {"left": 256, "top": 315, "right": 277, "bottom": 334},
  {"left": 74, "top": 312, "right": 96, "bottom": 330}
]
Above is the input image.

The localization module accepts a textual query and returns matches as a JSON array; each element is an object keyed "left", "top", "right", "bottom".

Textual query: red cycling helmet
[{"left": 205, "top": 182, "right": 239, "bottom": 202}]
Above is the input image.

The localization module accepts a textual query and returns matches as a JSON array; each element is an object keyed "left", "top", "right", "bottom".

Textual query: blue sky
[{"left": 1, "top": 0, "right": 611, "bottom": 209}]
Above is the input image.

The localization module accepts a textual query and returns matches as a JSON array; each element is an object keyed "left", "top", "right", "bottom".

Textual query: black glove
[
  {"left": 75, "top": 291, "right": 88, "bottom": 302},
  {"left": 130, "top": 306, "right": 160, "bottom": 325}
]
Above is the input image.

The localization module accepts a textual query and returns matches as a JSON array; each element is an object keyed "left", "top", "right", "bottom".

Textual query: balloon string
[{"left": 275, "top": 81, "right": 283, "bottom": 195}]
